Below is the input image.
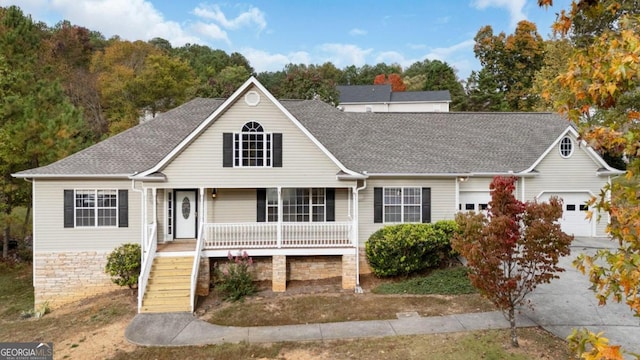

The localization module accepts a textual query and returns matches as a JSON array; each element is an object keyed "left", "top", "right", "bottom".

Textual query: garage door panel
[{"left": 544, "top": 192, "right": 592, "bottom": 236}]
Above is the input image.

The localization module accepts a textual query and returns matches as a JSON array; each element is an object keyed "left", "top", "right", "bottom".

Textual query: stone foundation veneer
[
  {"left": 33, "top": 251, "right": 120, "bottom": 309},
  {"left": 214, "top": 254, "right": 358, "bottom": 291}
]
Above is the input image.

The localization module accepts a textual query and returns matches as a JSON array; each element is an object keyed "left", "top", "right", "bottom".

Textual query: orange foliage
[{"left": 373, "top": 73, "right": 406, "bottom": 92}]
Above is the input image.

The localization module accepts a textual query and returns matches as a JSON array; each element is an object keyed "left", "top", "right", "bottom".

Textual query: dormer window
[
  {"left": 223, "top": 124, "right": 283, "bottom": 168},
  {"left": 559, "top": 136, "right": 573, "bottom": 158}
]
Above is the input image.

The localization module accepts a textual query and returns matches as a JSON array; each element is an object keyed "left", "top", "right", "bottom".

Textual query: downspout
[{"left": 354, "top": 178, "right": 367, "bottom": 294}]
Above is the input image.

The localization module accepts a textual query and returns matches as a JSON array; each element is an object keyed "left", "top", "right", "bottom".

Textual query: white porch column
[
  {"left": 199, "top": 187, "right": 205, "bottom": 237},
  {"left": 152, "top": 188, "right": 157, "bottom": 224},
  {"left": 142, "top": 187, "right": 148, "bottom": 249},
  {"left": 455, "top": 178, "right": 460, "bottom": 214},
  {"left": 277, "top": 187, "right": 282, "bottom": 248}
]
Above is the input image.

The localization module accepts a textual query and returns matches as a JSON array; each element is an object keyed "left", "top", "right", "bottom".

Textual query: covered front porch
[{"left": 135, "top": 185, "right": 362, "bottom": 313}]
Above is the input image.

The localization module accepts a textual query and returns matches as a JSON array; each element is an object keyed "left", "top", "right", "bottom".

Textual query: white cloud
[
  {"left": 349, "top": 28, "right": 367, "bottom": 36},
  {"left": 471, "top": 0, "right": 527, "bottom": 28},
  {"left": 191, "top": 21, "right": 230, "bottom": 44},
  {"left": 425, "top": 39, "right": 475, "bottom": 60},
  {"left": 242, "top": 48, "right": 310, "bottom": 73},
  {"left": 317, "top": 43, "right": 373, "bottom": 68},
  {"left": 12, "top": 0, "right": 201, "bottom": 46},
  {"left": 193, "top": 4, "right": 266, "bottom": 32},
  {"left": 375, "top": 51, "right": 413, "bottom": 68}
]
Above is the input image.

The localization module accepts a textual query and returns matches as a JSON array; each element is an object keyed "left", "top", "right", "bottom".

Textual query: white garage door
[
  {"left": 544, "top": 192, "right": 592, "bottom": 236},
  {"left": 459, "top": 191, "right": 491, "bottom": 213}
]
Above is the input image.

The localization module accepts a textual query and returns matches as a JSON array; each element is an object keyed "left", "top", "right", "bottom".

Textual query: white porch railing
[
  {"left": 190, "top": 222, "right": 205, "bottom": 312},
  {"left": 203, "top": 222, "right": 352, "bottom": 249},
  {"left": 138, "top": 222, "right": 157, "bottom": 312}
]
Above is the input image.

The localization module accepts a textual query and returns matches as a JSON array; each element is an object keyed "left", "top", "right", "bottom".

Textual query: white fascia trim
[
  {"left": 11, "top": 173, "right": 132, "bottom": 179},
  {"left": 137, "top": 76, "right": 361, "bottom": 178},
  {"left": 128, "top": 174, "right": 167, "bottom": 182},
  {"left": 363, "top": 172, "right": 539, "bottom": 178},
  {"left": 523, "top": 126, "right": 623, "bottom": 174},
  {"left": 337, "top": 173, "right": 368, "bottom": 180},
  {"left": 535, "top": 189, "right": 596, "bottom": 201},
  {"left": 597, "top": 169, "right": 625, "bottom": 176}
]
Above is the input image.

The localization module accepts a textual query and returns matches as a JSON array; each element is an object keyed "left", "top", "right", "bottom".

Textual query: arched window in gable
[
  {"left": 223, "top": 123, "right": 282, "bottom": 168},
  {"left": 235, "top": 121, "right": 270, "bottom": 167}
]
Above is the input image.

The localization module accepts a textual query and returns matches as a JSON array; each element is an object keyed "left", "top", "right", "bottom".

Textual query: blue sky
[{"left": 4, "top": 0, "right": 572, "bottom": 80}]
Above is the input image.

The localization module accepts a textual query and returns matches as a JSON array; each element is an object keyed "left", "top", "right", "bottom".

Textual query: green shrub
[
  {"left": 365, "top": 221, "right": 459, "bottom": 277},
  {"left": 215, "top": 251, "right": 257, "bottom": 301},
  {"left": 105, "top": 243, "right": 141, "bottom": 289}
]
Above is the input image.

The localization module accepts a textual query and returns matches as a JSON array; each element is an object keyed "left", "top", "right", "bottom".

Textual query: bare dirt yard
[{"left": 0, "top": 267, "right": 570, "bottom": 359}]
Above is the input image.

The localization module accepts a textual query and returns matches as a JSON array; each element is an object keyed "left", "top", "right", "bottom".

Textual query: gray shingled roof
[
  {"left": 337, "top": 85, "right": 451, "bottom": 103},
  {"left": 336, "top": 85, "right": 391, "bottom": 103},
  {"left": 390, "top": 90, "right": 451, "bottom": 102},
  {"left": 282, "top": 99, "right": 570, "bottom": 174},
  {"left": 15, "top": 98, "right": 224, "bottom": 176},
  {"left": 15, "top": 97, "right": 572, "bottom": 177}
]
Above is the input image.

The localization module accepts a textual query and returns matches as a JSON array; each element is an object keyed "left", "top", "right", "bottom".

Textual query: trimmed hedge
[{"left": 365, "top": 220, "right": 458, "bottom": 277}]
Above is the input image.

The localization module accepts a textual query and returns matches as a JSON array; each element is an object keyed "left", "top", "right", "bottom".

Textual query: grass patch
[
  {"left": 206, "top": 293, "right": 493, "bottom": 327},
  {"left": 0, "top": 262, "right": 34, "bottom": 319},
  {"left": 108, "top": 328, "right": 569, "bottom": 360},
  {"left": 372, "top": 266, "right": 476, "bottom": 295}
]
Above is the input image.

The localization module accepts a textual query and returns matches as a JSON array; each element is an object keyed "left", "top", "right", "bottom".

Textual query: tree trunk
[
  {"left": 22, "top": 203, "right": 31, "bottom": 239},
  {"left": 509, "top": 307, "right": 519, "bottom": 347},
  {"left": 2, "top": 225, "right": 9, "bottom": 259}
]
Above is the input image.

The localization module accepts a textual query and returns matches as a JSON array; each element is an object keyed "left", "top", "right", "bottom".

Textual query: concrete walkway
[
  {"left": 126, "top": 237, "right": 640, "bottom": 354},
  {"left": 125, "top": 310, "right": 536, "bottom": 346}
]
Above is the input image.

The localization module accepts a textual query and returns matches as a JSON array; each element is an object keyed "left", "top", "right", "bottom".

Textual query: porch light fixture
[
  {"left": 458, "top": 177, "right": 469, "bottom": 182},
  {"left": 211, "top": 188, "right": 217, "bottom": 198}
]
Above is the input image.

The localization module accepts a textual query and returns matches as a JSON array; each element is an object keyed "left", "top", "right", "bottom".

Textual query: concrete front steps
[{"left": 141, "top": 256, "right": 194, "bottom": 313}]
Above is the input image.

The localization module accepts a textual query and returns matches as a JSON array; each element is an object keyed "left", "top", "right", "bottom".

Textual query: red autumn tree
[
  {"left": 373, "top": 73, "right": 406, "bottom": 92},
  {"left": 451, "top": 176, "right": 573, "bottom": 347}
]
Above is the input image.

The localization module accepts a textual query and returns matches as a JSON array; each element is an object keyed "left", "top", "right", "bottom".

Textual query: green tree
[
  {"left": 405, "top": 59, "right": 467, "bottom": 110},
  {"left": 465, "top": 69, "right": 509, "bottom": 111},
  {"left": 473, "top": 20, "right": 545, "bottom": 111},
  {"left": 92, "top": 40, "right": 195, "bottom": 134},
  {"left": 278, "top": 63, "right": 339, "bottom": 104},
  {"left": 452, "top": 176, "right": 572, "bottom": 347}
]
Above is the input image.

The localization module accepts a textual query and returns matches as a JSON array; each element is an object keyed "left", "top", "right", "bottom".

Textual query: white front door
[{"left": 175, "top": 190, "right": 197, "bottom": 238}]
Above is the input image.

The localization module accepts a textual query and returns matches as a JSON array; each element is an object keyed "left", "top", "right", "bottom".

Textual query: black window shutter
[
  {"left": 373, "top": 187, "right": 383, "bottom": 223},
  {"left": 118, "top": 189, "right": 129, "bottom": 228},
  {"left": 422, "top": 187, "right": 431, "bottom": 223},
  {"left": 326, "top": 188, "right": 335, "bottom": 222},
  {"left": 223, "top": 133, "right": 233, "bottom": 167},
  {"left": 256, "top": 188, "right": 266, "bottom": 222},
  {"left": 273, "top": 133, "right": 282, "bottom": 167},
  {"left": 64, "top": 190, "right": 74, "bottom": 228}
]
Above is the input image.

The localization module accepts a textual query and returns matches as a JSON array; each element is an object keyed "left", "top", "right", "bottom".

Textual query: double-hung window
[
  {"left": 234, "top": 121, "right": 272, "bottom": 167},
  {"left": 265, "top": 188, "right": 326, "bottom": 222},
  {"left": 383, "top": 187, "right": 422, "bottom": 223},
  {"left": 74, "top": 189, "right": 118, "bottom": 227}
]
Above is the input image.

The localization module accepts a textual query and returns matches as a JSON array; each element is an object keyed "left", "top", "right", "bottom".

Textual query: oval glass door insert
[{"left": 181, "top": 197, "right": 191, "bottom": 219}]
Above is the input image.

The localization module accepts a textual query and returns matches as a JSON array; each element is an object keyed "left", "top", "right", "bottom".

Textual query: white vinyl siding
[
  {"left": 525, "top": 135, "right": 609, "bottom": 236},
  {"left": 161, "top": 86, "right": 345, "bottom": 188},
  {"left": 33, "top": 179, "right": 140, "bottom": 252}
]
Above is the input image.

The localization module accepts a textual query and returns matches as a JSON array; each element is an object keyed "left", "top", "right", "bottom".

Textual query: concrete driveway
[{"left": 522, "top": 236, "right": 640, "bottom": 355}]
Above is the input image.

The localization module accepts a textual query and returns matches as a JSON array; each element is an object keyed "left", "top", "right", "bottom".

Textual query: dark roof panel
[{"left": 391, "top": 90, "right": 451, "bottom": 102}]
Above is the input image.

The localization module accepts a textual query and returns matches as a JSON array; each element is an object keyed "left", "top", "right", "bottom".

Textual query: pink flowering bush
[{"left": 215, "top": 251, "right": 257, "bottom": 301}]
